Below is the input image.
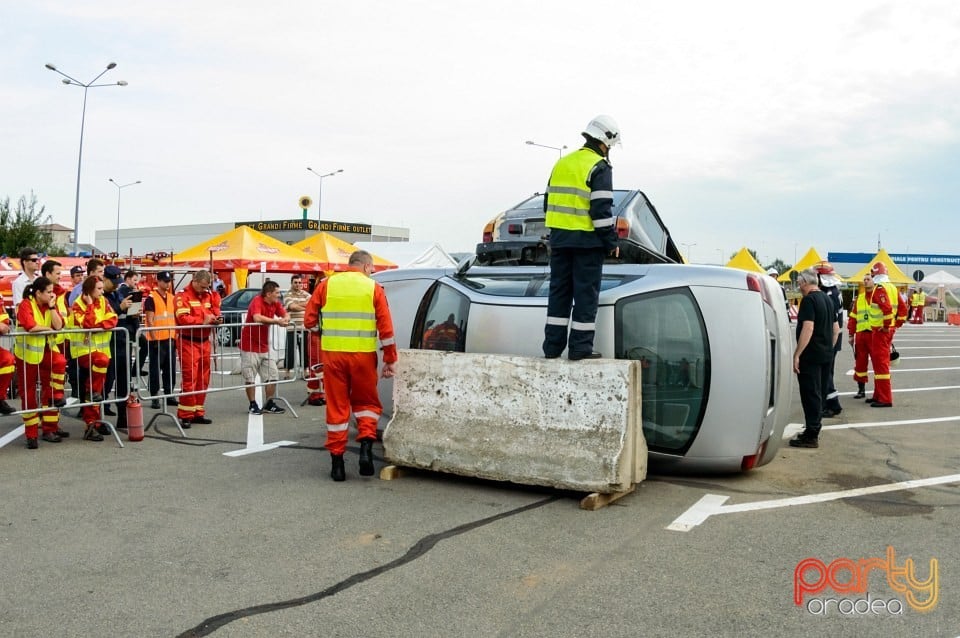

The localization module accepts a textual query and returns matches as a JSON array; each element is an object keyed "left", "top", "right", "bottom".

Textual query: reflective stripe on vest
[
  {"left": 13, "top": 299, "right": 52, "bottom": 364},
  {"left": 321, "top": 272, "right": 377, "bottom": 352},
  {"left": 55, "top": 294, "right": 72, "bottom": 345},
  {"left": 867, "top": 286, "right": 891, "bottom": 328},
  {"left": 545, "top": 148, "right": 605, "bottom": 232},
  {"left": 70, "top": 298, "right": 113, "bottom": 358},
  {"left": 853, "top": 295, "right": 871, "bottom": 332},
  {"left": 882, "top": 282, "right": 898, "bottom": 323},
  {"left": 147, "top": 290, "right": 177, "bottom": 341}
]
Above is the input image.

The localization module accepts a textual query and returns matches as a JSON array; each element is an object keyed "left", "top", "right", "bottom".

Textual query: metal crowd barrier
[
  {"left": 0, "top": 325, "right": 130, "bottom": 448},
  {"left": 134, "top": 322, "right": 306, "bottom": 437},
  {"left": 2, "top": 322, "right": 314, "bottom": 449}
]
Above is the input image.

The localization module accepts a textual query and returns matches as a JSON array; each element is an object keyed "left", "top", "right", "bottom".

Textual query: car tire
[{"left": 216, "top": 325, "right": 233, "bottom": 347}]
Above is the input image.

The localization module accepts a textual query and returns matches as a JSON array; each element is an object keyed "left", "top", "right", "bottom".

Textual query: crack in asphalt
[{"left": 175, "top": 496, "right": 559, "bottom": 637}]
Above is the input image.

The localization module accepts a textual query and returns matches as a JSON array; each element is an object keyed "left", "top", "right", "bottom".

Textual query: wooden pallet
[{"left": 379, "top": 465, "right": 636, "bottom": 511}]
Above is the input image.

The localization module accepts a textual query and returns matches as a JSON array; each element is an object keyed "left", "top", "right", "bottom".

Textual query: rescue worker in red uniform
[
  {"left": 72, "top": 275, "right": 118, "bottom": 440},
  {"left": 0, "top": 307, "right": 17, "bottom": 415},
  {"left": 13, "top": 277, "right": 66, "bottom": 448},
  {"left": 847, "top": 274, "right": 874, "bottom": 399},
  {"left": 304, "top": 251, "right": 397, "bottom": 481},
  {"left": 40, "top": 259, "right": 68, "bottom": 406},
  {"left": 865, "top": 263, "right": 895, "bottom": 407},
  {"left": 174, "top": 270, "right": 221, "bottom": 428},
  {"left": 302, "top": 273, "right": 327, "bottom": 407}
]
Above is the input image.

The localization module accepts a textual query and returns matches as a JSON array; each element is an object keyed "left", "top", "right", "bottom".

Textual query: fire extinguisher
[{"left": 126, "top": 393, "right": 145, "bottom": 442}]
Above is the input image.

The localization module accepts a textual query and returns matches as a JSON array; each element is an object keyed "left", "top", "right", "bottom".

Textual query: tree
[
  {"left": 0, "top": 192, "right": 57, "bottom": 257},
  {"left": 764, "top": 258, "right": 791, "bottom": 274}
]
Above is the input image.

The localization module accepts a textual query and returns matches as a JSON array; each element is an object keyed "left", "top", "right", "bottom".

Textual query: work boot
[
  {"left": 359, "top": 440, "right": 375, "bottom": 476},
  {"left": 0, "top": 400, "right": 14, "bottom": 415},
  {"left": 853, "top": 383, "right": 866, "bottom": 400},
  {"left": 330, "top": 454, "right": 346, "bottom": 482}
]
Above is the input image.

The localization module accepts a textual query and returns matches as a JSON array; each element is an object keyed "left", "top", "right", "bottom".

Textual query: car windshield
[{"left": 457, "top": 273, "right": 637, "bottom": 297}]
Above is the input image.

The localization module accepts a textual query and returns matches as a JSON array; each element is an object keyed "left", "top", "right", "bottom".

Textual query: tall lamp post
[
  {"left": 524, "top": 140, "right": 567, "bottom": 156},
  {"left": 680, "top": 242, "right": 697, "bottom": 263},
  {"left": 306, "top": 167, "right": 344, "bottom": 221},
  {"left": 109, "top": 178, "right": 141, "bottom": 255},
  {"left": 45, "top": 62, "right": 127, "bottom": 256}
]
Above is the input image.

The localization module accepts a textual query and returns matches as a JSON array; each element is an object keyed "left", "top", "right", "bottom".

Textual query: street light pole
[
  {"left": 524, "top": 140, "right": 567, "bottom": 156},
  {"left": 306, "top": 167, "right": 344, "bottom": 221},
  {"left": 109, "top": 178, "right": 142, "bottom": 255},
  {"left": 680, "top": 242, "right": 697, "bottom": 263},
  {"left": 45, "top": 62, "right": 127, "bottom": 255}
]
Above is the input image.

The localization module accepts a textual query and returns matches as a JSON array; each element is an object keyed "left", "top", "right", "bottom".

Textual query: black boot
[
  {"left": 853, "top": 383, "right": 865, "bottom": 400},
  {"left": 359, "top": 440, "right": 375, "bottom": 476},
  {"left": 330, "top": 454, "right": 346, "bottom": 482}
]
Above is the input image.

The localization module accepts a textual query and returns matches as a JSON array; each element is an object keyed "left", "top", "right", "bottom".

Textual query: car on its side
[
  {"left": 375, "top": 262, "right": 793, "bottom": 473},
  {"left": 479, "top": 190, "right": 683, "bottom": 265}
]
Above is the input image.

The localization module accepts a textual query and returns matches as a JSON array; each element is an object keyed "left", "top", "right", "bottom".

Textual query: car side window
[
  {"left": 416, "top": 283, "right": 469, "bottom": 352},
  {"left": 628, "top": 194, "right": 668, "bottom": 254},
  {"left": 616, "top": 289, "right": 709, "bottom": 454},
  {"left": 239, "top": 290, "right": 257, "bottom": 307}
]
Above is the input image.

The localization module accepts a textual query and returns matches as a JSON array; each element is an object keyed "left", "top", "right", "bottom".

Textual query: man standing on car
[
  {"left": 542, "top": 115, "right": 621, "bottom": 361},
  {"left": 789, "top": 268, "right": 839, "bottom": 449},
  {"left": 174, "top": 270, "right": 221, "bottom": 428},
  {"left": 304, "top": 251, "right": 397, "bottom": 482}
]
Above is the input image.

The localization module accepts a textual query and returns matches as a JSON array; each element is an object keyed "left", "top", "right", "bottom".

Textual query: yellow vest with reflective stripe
[
  {"left": 867, "top": 286, "right": 892, "bottom": 328},
  {"left": 881, "top": 282, "right": 898, "bottom": 324},
  {"left": 146, "top": 290, "right": 177, "bottom": 341},
  {"left": 13, "top": 299, "right": 53, "bottom": 364},
  {"left": 853, "top": 294, "right": 871, "bottom": 332},
  {"left": 545, "top": 148, "right": 605, "bottom": 232},
  {"left": 70, "top": 298, "right": 113, "bottom": 358},
  {"left": 321, "top": 272, "right": 377, "bottom": 353},
  {"left": 55, "top": 293, "right": 72, "bottom": 345}
]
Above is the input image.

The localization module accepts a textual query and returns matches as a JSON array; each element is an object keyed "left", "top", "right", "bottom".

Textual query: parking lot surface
[{"left": 1, "top": 323, "right": 958, "bottom": 637}]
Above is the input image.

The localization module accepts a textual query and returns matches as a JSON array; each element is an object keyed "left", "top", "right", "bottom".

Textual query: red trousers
[
  {"left": 77, "top": 351, "right": 110, "bottom": 425},
  {"left": 178, "top": 339, "right": 211, "bottom": 420},
  {"left": 0, "top": 347, "right": 14, "bottom": 400},
  {"left": 852, "top": 331, "right": 872, "bottom": 386},
  {"left": 305, "top": 332, "right": 325, "bottom": 401},
  {"left": 14, "top": 354, "right": 60, "bottom": 438},
  {"left": 868, "top": 329, "right": 893, "bottom": 404},
  {"left": 322, "top": 350, "right": 381, "bottom": 455}
]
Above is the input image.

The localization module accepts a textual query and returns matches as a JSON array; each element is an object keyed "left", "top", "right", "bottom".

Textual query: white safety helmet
[
  {"left": 582, "top": 114, "right": 621, "bottom": 148},
  {"left": 766, "top": 267, "right": 779, "bottom": 277}
]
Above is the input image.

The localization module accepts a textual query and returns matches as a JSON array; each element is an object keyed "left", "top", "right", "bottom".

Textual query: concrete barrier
[{"left": 383, "top": 350, "right": 646, "bottom": 494}]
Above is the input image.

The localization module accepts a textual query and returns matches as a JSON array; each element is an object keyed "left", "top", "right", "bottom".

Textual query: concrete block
[{"left": 383, "top": 350, "right": 646, "bottom": 493}]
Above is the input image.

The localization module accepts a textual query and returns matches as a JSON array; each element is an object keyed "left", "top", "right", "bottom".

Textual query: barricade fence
[{"left": 2, "top": 321, "right": 319, "bottom": 447}]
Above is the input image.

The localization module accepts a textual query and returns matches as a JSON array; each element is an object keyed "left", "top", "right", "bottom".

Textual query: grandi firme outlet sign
[{"left": 236, "top": 219, "right": 373, "bottom": 234}]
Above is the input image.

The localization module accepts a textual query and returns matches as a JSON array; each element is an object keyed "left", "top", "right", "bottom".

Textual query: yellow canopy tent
[
  {"left": 777, "top": 247, "right": 826, "bottom": 283},
  {"left": 844, "top": 249, "right": 916, "bottom": 286},
  {"left": 292, "top": 232, "right": 395, "bottom": 273},
  {"left": 171, "top": 225, "right": 324, "bottom": 288},
  {"left": 725, "top": 247, "right": 766, "bottom": 273}
]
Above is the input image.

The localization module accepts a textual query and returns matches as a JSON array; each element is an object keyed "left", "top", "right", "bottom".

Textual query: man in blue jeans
[{"left": 542, "top": 115, "right": 621, "bottom": 361}]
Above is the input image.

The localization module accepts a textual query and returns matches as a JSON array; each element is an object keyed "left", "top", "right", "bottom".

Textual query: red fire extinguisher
[{"left": 126, "top": 393, "right": 145, "bottom": 442}]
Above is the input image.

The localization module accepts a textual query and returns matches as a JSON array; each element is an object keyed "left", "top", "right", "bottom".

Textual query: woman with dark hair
[
  {"left": 71, "top": 275, "right": 118, "bottom": 441},
  {"left": 13, "top": 277, "right": 66, "bottom": 449}
]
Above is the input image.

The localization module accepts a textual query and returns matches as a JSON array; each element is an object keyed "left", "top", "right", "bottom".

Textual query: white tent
[
  {"left": 354, "top": 241, "right": 458, "bottom": 269},
  {"left": 921, "top": 270, "right": 960, "bottom": 287}
]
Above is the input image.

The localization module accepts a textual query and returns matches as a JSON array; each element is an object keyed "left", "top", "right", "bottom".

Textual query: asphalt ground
[{"left": 1, "top": 322, "right": 958, "bottom": 638}]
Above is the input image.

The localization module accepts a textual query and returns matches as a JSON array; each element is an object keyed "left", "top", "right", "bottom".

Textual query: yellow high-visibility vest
[
  {"left": 13, "top": 299, "right": 54, "bottom": 364},
  {"left": 321, "top": 272, "right": 377, "bottom": 353},
  {"left": 852, "top": 295, "right": 871, "bottom": 332},
  {"left": 70, "top": 297, "right": 114, "bottom": 358},
  {"left": 545, "top": 148, "right": 606, "bottom": 232}
]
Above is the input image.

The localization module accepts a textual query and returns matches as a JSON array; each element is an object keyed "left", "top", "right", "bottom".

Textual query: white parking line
[
  {"left": 900, "top": 355, "right": 960, "bottom": 360},
  {"left": 895, "top": 346, "right": 960, "bottom": 349},
  {"left": 783, "top": 415, "right": 960, "bottom": 440},
  {"left": 667, "top": 473, "right": 960, "bottom": 532}
]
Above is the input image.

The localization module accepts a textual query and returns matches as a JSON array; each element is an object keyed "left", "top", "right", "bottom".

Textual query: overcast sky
[{"left": 2, "top": 1, "right": 958, "bottom": 265}]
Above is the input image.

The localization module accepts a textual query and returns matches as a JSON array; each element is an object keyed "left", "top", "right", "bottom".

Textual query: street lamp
[
  {"left": 524, "top": 140, "right": 567, "bottom": 156},
  {"left": 45, "top": 62, "right": 128, "bottom": 256},
  {"left": 306, "top": 167, "right": 344, "bottom": 220},
  {"left": 109, "top": 178, "right": 142, "bottom": 255},
  {"left": 680, "top": 242, "right": 697, "bottom": 263}
]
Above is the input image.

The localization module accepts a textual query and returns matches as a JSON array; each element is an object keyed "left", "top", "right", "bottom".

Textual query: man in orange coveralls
[
  {"left": 304, "top": 251, "right": 397, "bottom": 481},
  {"left": 174, "top": 270, "right": 221, "bottom": 428}
]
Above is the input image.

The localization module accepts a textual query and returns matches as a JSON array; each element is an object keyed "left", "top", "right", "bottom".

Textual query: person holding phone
[{"left": 174, "top": 270, "right": 222, "bottom": 427}]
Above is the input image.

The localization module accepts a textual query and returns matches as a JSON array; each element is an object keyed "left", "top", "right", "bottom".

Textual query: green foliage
[
  {"left": 765, "top": 258, "right": 791, "bottom": 274},
  {"left": 0, "top": 192, "right": 57, "bottom": 257}
]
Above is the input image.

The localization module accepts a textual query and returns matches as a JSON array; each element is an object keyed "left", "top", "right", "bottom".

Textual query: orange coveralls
[{"left": 174, "top": 286, "right": 221, "bottom": 422}]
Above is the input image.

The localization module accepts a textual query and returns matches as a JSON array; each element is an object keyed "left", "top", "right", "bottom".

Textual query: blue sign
[{"left": 828, "top": 252, "right": 960, "bottom": 267}]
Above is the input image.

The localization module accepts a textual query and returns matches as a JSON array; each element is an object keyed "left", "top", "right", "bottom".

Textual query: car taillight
[
  {"left": 740, "top": 438, "right": 768, "bottom": 471},
  {"left": 746, "top": 273, "right": 773, "bottom": 307},
  {"left": 615, "top": 217, "right": 629, "bottom": 239},
  {"left": 482, "top": 221, "right": 495, "bottom": 243},
  {"left": 507, "top": 223, "right": 523, "bottom": 235},
  {"left": 482, "top": 231, "right": 493, "bottom": 243}
]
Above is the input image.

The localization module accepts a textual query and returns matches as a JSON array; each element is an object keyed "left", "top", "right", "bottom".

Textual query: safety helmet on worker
[
  {"left": 870, "top": 262, "right": 888, "bottom": 276},
  {"left": 582, "top": 115, "right": 621, "bottom": 148},
  {"left": 815, "top": 261, "right": 842, "bottom": 288},
  {"left": 766, "top": 267, "right": 779, "bottom": 277}
]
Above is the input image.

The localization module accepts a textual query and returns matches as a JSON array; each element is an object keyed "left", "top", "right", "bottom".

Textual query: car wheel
[{"left": 216, "top": 325, "right": 233, "bottom": 346}]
